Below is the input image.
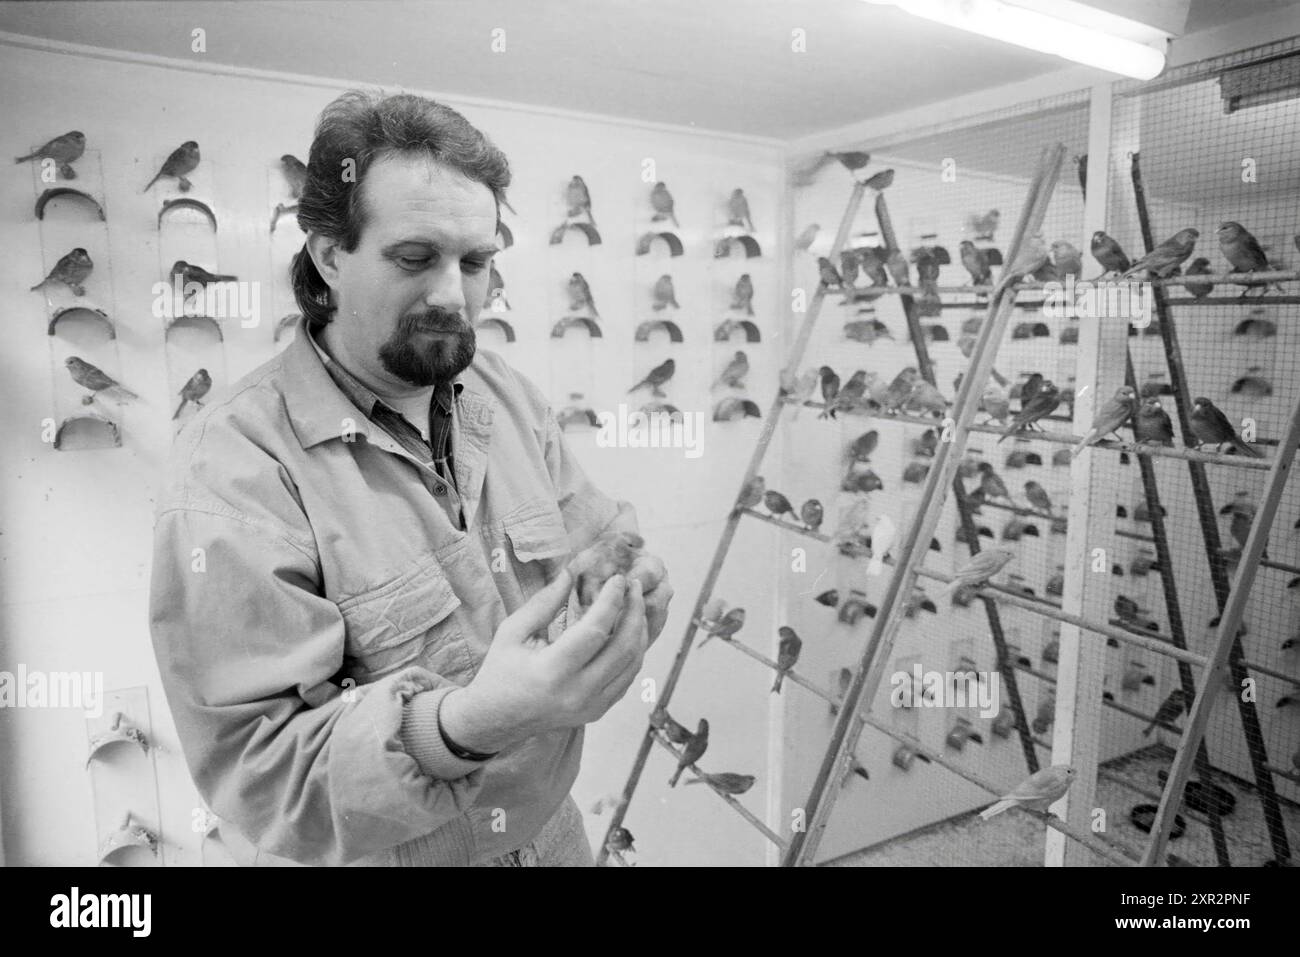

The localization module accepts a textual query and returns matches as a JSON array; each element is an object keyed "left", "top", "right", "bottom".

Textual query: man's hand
[
  {"left": 626, "top": 552, "right": 672, "bottom": 646},
  {"left": 439, "top": 567, "right": 648, "bottom": 754}
]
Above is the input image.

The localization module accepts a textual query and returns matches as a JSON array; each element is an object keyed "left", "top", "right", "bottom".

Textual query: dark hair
[{"left": 291, "top": 90, "right": 512, "bottom": 328}]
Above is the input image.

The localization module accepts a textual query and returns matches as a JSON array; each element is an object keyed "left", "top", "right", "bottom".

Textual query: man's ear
[{"left": 305, "top": 230, "right": 342, "bottom": 288}]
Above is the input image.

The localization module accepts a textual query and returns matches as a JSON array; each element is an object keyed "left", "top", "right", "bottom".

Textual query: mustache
[{"left": 402, "top": 309, "right": 468, "bottom": 334}]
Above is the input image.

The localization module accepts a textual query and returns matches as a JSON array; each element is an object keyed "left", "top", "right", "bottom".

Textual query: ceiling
[{"left": 0, "top": 0, "right": 1289, "bottom": 139}]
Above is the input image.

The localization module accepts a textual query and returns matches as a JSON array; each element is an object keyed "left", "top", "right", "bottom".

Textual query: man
[{"left": 149, "top": 91, "right": 672, "bottom": 867}]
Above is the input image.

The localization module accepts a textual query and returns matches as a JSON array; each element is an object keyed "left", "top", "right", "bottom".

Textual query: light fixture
[{"left": 871, "top": 0, "right": 1168, "bottom": 80}]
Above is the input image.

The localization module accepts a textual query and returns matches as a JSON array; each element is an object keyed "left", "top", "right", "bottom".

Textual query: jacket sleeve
[{"left": 149, "top": 504, "right": 487, "bottom": 867}]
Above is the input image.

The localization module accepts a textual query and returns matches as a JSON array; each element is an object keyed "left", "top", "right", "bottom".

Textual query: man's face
[{"left": 323, "top": 153, "right": 498, "bottom": 389}]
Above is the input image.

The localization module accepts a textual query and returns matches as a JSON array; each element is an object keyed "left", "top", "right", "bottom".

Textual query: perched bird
[
  {"left": 799, "top": 499, "right": 824, "bottom": 532},
  {"left": 794, "top": 223, "right": 820, "bottom": 252},
  {"left": 652, "top": 274, "right": 680, "bottom": 311},
  {"left": 727, "top": 188, "right": 754, "bottom": 232},
  {"left": 999, "top": 380, "right": 1061, "bottom": 443},
  {"left": 15, "top": 130, "right": 85, "bottom": 178},
  {"left": 144, "top": 140, "right": 201, "bottom": 192},
  {"left": 771, "top": 627, "right": 802, "bottom": 694},
  {"left": 738, "top": 475, "right": 765, "bottom": 509},
  {"left": 817, "top": 366, "right": 841, "bottom": 420},
  {"left": 650, "top": 181, "right": 679, "bottom": 228},
  {"left": 685, "top": 772, "right": 756, "bottom": 796},
  {"left": 627, "top": 359, "right": 675, "bottom": 397},
  {"left": 1032, "top": 693, "right": 1055, "bottom": 735},
  {"left": 884, "top": 249, "right": 910, "bottom": 288},
  {"left": 764, "top": 490, "right": 795, "bottom": 521},
  {"left": 1024, "top": 481, "right": 1053, "bottom": 515},
  {"left": 839, "top": 249, "right": 861, "bottom": 288},
  {"left": 1121, "top": 228, "right": 1199, "bottom": 279},
  {"left": 700, "top": 597, "right": 726, "bottom": 627},
  {"left": 882, "top": 367, "right": 919, "bottom": 412},
  {"left": 171, "top": 260, "right": 237, "bottom": 290},
  {"left": 833, "top": 370, "right": 869, "bottom": 416},
  {"left": 784, "top": 367, "right": 819, "bottom": 419},
  {"left": 1114, "top": 594, "right": 1140, "bottom": 623},
  {"left": 1183, "top": 258, "right": 1214, "bottom": 299},
  {"left": 1216, "top": 221, "right": 1280, "bottom": 294},
  {"left": 566, "top": 175, "right": 595, "bottom": 225},
  {"left": 959, "top": 240, "right": 992, "bottom": 286},
  {"left": 1190, "top": 397, "right": 1260, "bottom": 457},
  {"left": 905, "top": 379, "right": 949, "bottom": 416},
  {"left": 1050, "top": 241, "right": 1083, "bottom": 281},
  {"left": 1143, "top": 688, "right": 1189, "bottom": 736},
  {"left": 1090, "top": 231, "right": 1131, "bottom": 275},
  {"left": 172, "top": 368, "right": 212, "bottom": 420},
  {"left": 701, "top": 607, "right": 745, "bottom": 645},
  {"left": 606, "top": 826, "right": 635, "bottom": 853},
  {"left": 942, "top": 547, "right": 1015, "bottom": 597},
  {"left": 1134, "top": 398, "right": 1174, "bottom": 447},
  {"left": 1071, "top": 385, "right": 1139, "bottom": 459},
  {"left": 912, "top": 429, "right": 938, "bottom": 458},
  {"left": 817, "top": 256, "right": 845, "bottom": 289},
  {"left": 567, "top": 530, "right": 646, "bottom": 608},
  {"left": 568, "top": 272, "right": 599, "bottom": 316},
  {"left": 841, "top": 463, "right": 883, "bottom": 494},
  {"left": 846, "top": 430, "right": 878, "bottom": 463},
  {"left": 714, "top": 351, "right": 749, "bottom": 390},
  {"left": 731, "top": 273, "right": 755, "bottom": 315},
  {"left": 863, "top": 168, "right": 895, "bottom": 191},
  {"left": 1019, "top": 372, "right": 1044, "bottom": 407},
  {"left": 979, "top": 383, "right": 1011, "bottom": 425},
  {"left": 999, "top": 234, "right": 1050, "bottom": 289},
  {"left": 967, "top": 209, "right": 1000, "bottom": 241},
  {"left": 867, "top": 515, "right": 896, "bottom": 576},
  {"left": 280, "top": 154, "right": 306, "bottom": 198},
  {"left": 858, "top": 247, "right": 889, "bottom": 286},
  {"left": 979, "top": 765, "right": 1076, "bottom": 820},
  {"left": 669, "top": 719, "right": 708, "bottom": 786},
  {"left": 65, "top": 357, "right": 138, "bottom": 404},
  {"left": 30, "top": 247, "right": 93, "bottom": 296},
  {"left": 977, "top": 463, "right": 1012, "bottom": 504}
]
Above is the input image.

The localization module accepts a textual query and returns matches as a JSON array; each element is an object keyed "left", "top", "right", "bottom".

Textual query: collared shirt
[
  {"left": 305, "top": 322, "right": 465, "bottom": 529},
  {"left": 148, "top": 316, "right": 641, "bottom": 866}
]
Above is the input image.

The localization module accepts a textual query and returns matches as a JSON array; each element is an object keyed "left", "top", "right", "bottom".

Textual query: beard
[{"left": 378, "top": 307, "right": 477, "bottom": 386}]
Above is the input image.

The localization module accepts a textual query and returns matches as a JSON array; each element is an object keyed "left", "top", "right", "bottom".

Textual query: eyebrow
[{"left": 381, "top": 239, "right": 498, "bottom": 258}]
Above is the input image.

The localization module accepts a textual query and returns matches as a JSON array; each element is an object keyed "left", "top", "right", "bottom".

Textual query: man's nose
[{"left": 423, "top": 261, "right": 467, "bottom": 314}]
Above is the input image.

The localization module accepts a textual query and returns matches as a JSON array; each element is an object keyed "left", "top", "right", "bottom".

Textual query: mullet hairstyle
[{"left": 291, "top": 90, "right": 512, "bottom": 329}]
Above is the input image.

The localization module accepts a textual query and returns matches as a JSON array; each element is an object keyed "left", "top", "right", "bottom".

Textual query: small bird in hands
[
  {"left": 942, "top": 548, "right": 1015, "bottom": 598},
  {"left": 31, "top": 247, "right": 93, "bottom": 296},
  {"left": 173, "top": 368, "right": 212, "bottom": 419},
  {"left": 566, "top": 175, "right": 595, "bottom": 225},
  {"left": 979, "top": 765, "right": 1076, "bottom": 820},
  {"left": 817, "top": 366, "right": 841, "bottom": 420},
  {"left": 727, "top": 188, "right": 755, "bottom": 232},
  {"left": 731, "top": 273, "right": 755, "bottom": 315},
  {"left": 959, "top": 240, "right": 992, "bottom": 286},
  {"left": 764, "top": 490, "right": 795, "bottom": 522},
  {"left": 1143, "top": 688, "right": 1189, "bottom": 736},
  {"left": 567, "top": 530, "right": 647, "bottom": 609},
  {"left": 685, "top": 772, "right": 756, "bottom": 795},
  {"left": 1071, "top": 385, "right": 1139, "bottom": 459},
  {"left": 1190, "top": 397, "right": 1260, "bottom": 457},
  {"left": 1024, "top": 481, "right": 1053, "bottom": 515},
  {"left": 627, "top": 359, "right": 675, "bottom": 397},
  {"left": 714, "top": 351, "right": 749, "bottom": 390},
  {"left": 669, "top": 719, "right": 709, "bottom": 787},
  {"left": 818, "top": 256, "right": 845, "bottom": 290},
  {"left": 652, "top": 274, "right": 680, "bottom": 311},
  {"left": 1183, "top": 257, "right": 1214, "bottom": 299},
  {"left": 771, "top": 626, "right": 802, "bottom": 694},
  {"left": 15, "top": 130, "right": 86, "bottom": 178},
  {"left": 144, "top": 140, "right": 201, "bottom": 192},
  {"left": 1090, "top": 231, "right": 1131, "bottom": 276},
  {"left": 1216, "top": 221, "right": 1282, "bottom": 295},
  {"left": 700, "top": 607, "right": 744, "bottom": 645},
  {"left": 999, "top": 380, "right": 1060, "bottom": 443},
  {"left": 1134, "top": 398, "right": 1174, "bottom": 447},
  {"left": 568, "top": 272, "right": 598, "bottom": 317},
  {"left": 1121, "top": 228, "right": 1199, "bottom": 279},
  {"left": 650, "top": 181, "right": 679, "bottom": 228},
  {"left": 65, "top": 356, "right": 138, "bottom": 404}
]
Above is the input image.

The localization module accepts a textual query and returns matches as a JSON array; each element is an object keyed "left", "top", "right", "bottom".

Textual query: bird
[
  {"left": 1134, "top": 399, "right": 1174, "bottom": 446},
  {"left": 905, "top": 379, "right": 949, "bottom": 416},
  {"left": 842, "top": 319, "right": 892, "bottom": 345},
  {"left": 685, "top": 772, "right": 756, "bottom": 795},
  {"left": 15, "top": 130, "right": 85, "bottom": 178},
  {"left": 966, "top": 210, "right": 1000, "bottom": 241},
  {"left": 1032, "top": 693, "right": 1055, "bottom": 734},
  {"left": 999, "top": 380, "right": 1061, "bottom": 443},
  {"left": 980, "top": 384, "right": 1011, "bottom": 425},
  {"left": 627, "top": 359, "right": 675, "bottom": 397},
  {"left": 568, "top": 272, "right": 598, "bottom": 316},
  {"left": 785, "top": 367, "right": 819, "bottom": 420},
  {"left": 977, "top": 462, "right": 1012, "bottom": 504},
  {"left": 959, "top": 240, "right": 992, "bottom": 286},
  {"left": 171, "top": 260, "right": 237, "bottom": 290},
  {"left": 1216, "top": 221, "right": 1280, "bottom": 294},
  {"left": 1051, "top": 241, "right": 1083, "bottom": 281},
  {"left": 144, "top": 140, "right": 201, "bottom": 192},
  {"left": 1019, "top": 372, "right": 1044, "bottom": 406},
  {"left": 714, "top": 351, "right": 749, "bottom": 390},
  {"left": 731, "top": 273, "right": 755, "bottom": 316},
  {"left": 1121, "top": 661, "right": 1151, "bottom": 692},
  {"left": 1143, "top": 689, "right": 1189, "bottom": 736},
  {"left": 817, "top": 257, "right": 844, "bottom": 289},
  {"left": 882, "top": 367, "right": 919, "bottom": 412},
  {"left": 1071, "top": 385, "right": 1139, "bottom": 458},
  {"left": 839, "top": 250, "right": 860, "bottom": 288},
  {"left": 566, "top": 175, "right": 595, "bottom": 225},
  {"left": 771, "top": 627, "right": 802, "bottom": 694},
  {"left": 280, "top": 154, "right": 306, "bottom": 198},
  {"left": 652, "top": 274, "right": 680, "bottom": 310},
  {"left": 794, "top": 224, "right": 820, "bottom": 252},
  {"left": 817, "top": 366, "right": 841, "bottom": 420},
  {"left": 942, "top": 548, "right": 1015, "bottom": 598},
  {"left": 1090, "top": 231, "right": 1131, "bottom": 276},
  {"left": 65, "top": 357, "right": 138, "bottom": 404},
  {"left": 567, "top": 530, "right": 646, "bottom": 609},
  {"left": 1121, "top": 228, "right": 1199, "bottom": 279},
  {"left": 700, "top": 607, "right": 744, "bottom": 645},
  {"left": 606, "top": 826, "right": 635, "bottom": 853},
  {"left": 669, "top": 719, "right": 708, "bottom": 786},
  {"left": 727, "top": 188, "right": 754, "bottom": 232},
  {"left": 885, "top": 249, "right": 910, "bottom": 288},
  {"left": 858, "top": 247, "right": 889, "bottom": 286},
  {"left": 738, "top": 475, "right": 765, "bottom": 509},
  {"left": 833, "top": 370, "right": 869, "bottom": 417},
  {"left": 842, "top": 463, "right": 883, "bottom": 494},
  {"left": 998, "top": 234, "right": 1050, "bottom": 290},
  {"left": 1190, "top": 397, "right": 1260, "bottom": 457},
  {"left": 1183, "top": 257, "right": 1214, "bottom": 299},
  {"left": 650, "top": 181, "right": 679, "bottom": 228},
  {"left": 1221, "top": 492, "right": 1264, "bottom": 556},
  {"left": 30, "top": 247, "right": 93, "bottom": 296},
  {"left": 800, "top": 499, "right": 824, "bottom": 532},
  {"left": 764, "top": 490, "right": 795, "bottom": 521},
  {"left": 979, "top": 765, "right": 1076, "bottom": 820},
  {"left": 846, "top": 430, "right": 878, "bottom": 463},
  {"left": 173, "top": 369, "right": 212, "bottom": 420},
  {"left": 1024, "top": 481, "right": 1053, "bottom": 515}
]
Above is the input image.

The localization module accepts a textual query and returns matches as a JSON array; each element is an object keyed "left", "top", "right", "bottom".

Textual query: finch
[
  {"left": 839, "top": 250, "right": 860, "bottom": 288},
  {"left": 566, "top": 175, "right": 595, "bottom": 225},
  {"left": 738, "top": 475, "right": 765, "bottom": 509},
  {"left": 714, "top": 350, "right": 749, "bottom": 389},
  {"left": 15, "top": 130, "right": 85, "bottom": 178},
  {"left": 568, "top": 272, "right": 598, "bottom": 316},
  {"left": 818, "top": 256, "right": 845, "bottom": 289},
  {"left": 567, "top": 530, "right": 646, "bottom": 608},
  {"left": 942, "top": 548, "right": 1015, "bottom": 597},
  {"left": 280, "top": 154, "right": 307, "bottom": 199},
  {"left": 977, "top": 462, "right": 1012, "bottom": 503},
  {"left": 1121, "top": 228, "right": 1199, "bottom": 279},
  {"left": 685, "top": 772, "right": 756, "bottom": 795},
  {"left": 144, "top": 140, "right": 201, "bottom": 192},
  {"left": 1190, "top": 397, "right": 1260, "bottom": 457},
  {"left": 859, "top": 247, "right": 889, "bottom": 286},
  {"left": 1183, "top": 257, "right": 1214, "bottom": 299},
  {"left": 885, "top": 249, "right": 910, "bottom": 287},
  {"left": 764, "top": 490, "right": 795, "bottom": 521},
  {"left": 800, "top": 499, "right": 824, "bottom": 531},
  {"left": 1143, "top": 689, "right": 1189, "bottom": 736},
  {"left": 967, "top": 209, "right": 1000, "bottom": 241},
  {"left": 172, "top": 368, "right": 211, "bottom": 419},
  {"left": 652, "top": 274, "right": 680, "bottom": 311},
  {"left": 650, "top": 181, "right": 679, "bottom": 228},
  {"left": 1133, "top": 398, "right": 1174, "bottom": 446},
  {"left": 1071, "top": 385, "right": 1139, "bottom": 458},
  {"left": 1024, "top": 481, "right": 1053, "bottom": 515},
  {"left": 980, "top": 384, "right": 1011, "bottom": 425},
  {"left": 627, "top": 359, "right": 675, "bottom": 397},
  {"left": 999, "top": 380, "right": 1060, "bottom": 443},
  {"left": 700, "top": 607, "right": 744, "bottom": 645},
  {"left": 1216, "top": 221, "right": 1281, "bottom": 294},
  {"left": 31, "top": 247, "right": 93, "bottom": 296},
  {"left": 960, "top": 240, "right": 992, "bottom": 286},
  {"left": 998, "top": 234, "right": 1050, "bottom": 290},
  {"left": 65, "top": 357, "right": 138, "bottom": 403},
  {"left": 883, "top": 367, "right": 919, "bottom": 412},
  {"left": 1090, "top": 231, "right": 1130, "bottom": 275},
  {"left": 979, "top": 765, "right": 1076, "bottom": 820},
  {"left": 669, "top": 719, "right": 708, "bottom": 787},
  {"left": 731, "top": 273, "right": 755, "bottom": 315},
  {"left": 727, "top": 188, "right": 754, "bottom": 232},
  {"left": 606, "top": 826, "right": 634, "bottom": 852},
  {"left": 771, "top": 626, "right": 802, "bottom": 694},
  {"left": 847, "top": 430, "right": 878, "bottom": 463},
  {"left": 1050, "top": 241, "right": 1083, "bottom": 281},
  {"left": 171, "top": 260, "right": 237, "bottom": 288},
  {"left": 833, "top": 370, "right": 868, "bottom": 416},
  {"left": 817, "top": 366, "right": 841, "bottom": 420}
]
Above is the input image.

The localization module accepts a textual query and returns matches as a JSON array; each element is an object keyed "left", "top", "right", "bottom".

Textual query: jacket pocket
[
  {"left": 502, "top": 504, "right": 573, "bottom": 641},
  {"left": 336, "top": 554, "right": 470, "bottom": 680}
]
